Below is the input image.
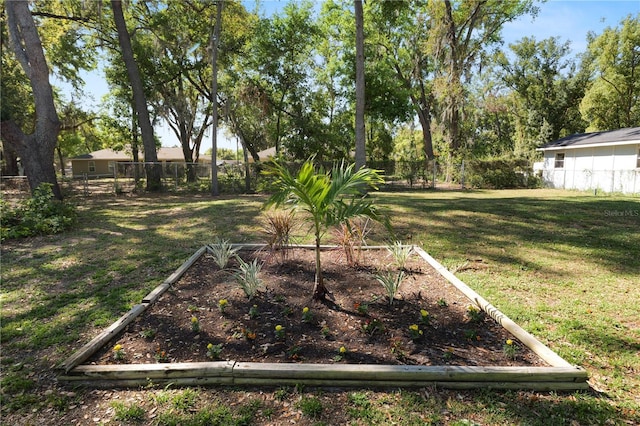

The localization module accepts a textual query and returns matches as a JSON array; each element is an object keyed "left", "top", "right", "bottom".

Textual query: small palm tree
[{"left": 264, "top": 159, "right": 390, "bottom": 301}]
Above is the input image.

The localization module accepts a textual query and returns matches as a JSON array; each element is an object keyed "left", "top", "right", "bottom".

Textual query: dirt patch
[{"left": 88, "top": 247, "right": 546, "bottom": 367}]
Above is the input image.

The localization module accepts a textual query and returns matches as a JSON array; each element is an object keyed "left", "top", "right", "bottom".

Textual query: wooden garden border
[{"left": 59, "top": 244, "right": 588, "bottom": 390}]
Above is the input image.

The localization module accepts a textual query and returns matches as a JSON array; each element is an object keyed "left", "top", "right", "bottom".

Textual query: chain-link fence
[
  {"left": 11, "top": 158, "right": 637, "bottom": 198},
  {"left": 58, "top": 160, "right": 469, "bottom": 196},
  {"left": 58, "top": 162, "right": 261, "bottom": 196},
  {"left": 2, "top": 160, "right": 475, "bottom": 199}
]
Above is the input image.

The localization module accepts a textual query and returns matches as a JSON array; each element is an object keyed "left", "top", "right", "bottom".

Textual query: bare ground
[{"left": 88, "top": 247, "right": 545, "bottom": 368}]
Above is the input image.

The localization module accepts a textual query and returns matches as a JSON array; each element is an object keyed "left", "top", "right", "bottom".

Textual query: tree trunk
[
  {"left": 439, "top": 0, "right": 462, "bottom": 158},
  {"left": 131, "top": 107, "right": 141, "bottom": 185},
  {"left": 228, "top": 108, "right": 261, "bottom": 162},
  {"left": 209, "top": 0, "right": 223, "bottom": 196},
  {"left": 243, "top": 144, "right": 251, "bottom": 193},
  {"left": 179, "top": 131, "right": 197, "bottom": 183},
  {"left": 417, "top": 104, "right": 434, "bottom": 160},
  {"left": 1, "top": 143, "right": 20, "bottom": 176},
  {"left": 56, "top": 146, "right": 66, "bottom": 176},
  {"left": 2, "top": 1, "right": 62, "bottom": 200},
  {"left": 312, "top": 234, "right": 328, "bottom": 301},
  {"left": 391, "top": 61, "right": 435, "bottom": 161},
  {"left": 274, "top": 92, "right": 286, "bottom": 155},
  {"left": 111, "top": 0, "right": 162, "bottom": 191},
  {"left": 449, "top": 106, "right": 461, "bottom": 152},
  {"left": 354, "top": 0, "right": 366, "bottom": 170}
]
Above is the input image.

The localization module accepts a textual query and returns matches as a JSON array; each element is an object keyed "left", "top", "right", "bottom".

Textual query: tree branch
[
  {"left": 60, "top": 116, "right": 100, "bottom": 131},
  {"left": 31, "top": 12, "right": 90, "bottom": 23},
  {"left": 0, "top": 119, "right": 28, "bottom": 152}
]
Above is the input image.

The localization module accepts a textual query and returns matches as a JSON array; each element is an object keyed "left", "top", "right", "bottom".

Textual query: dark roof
[{"left": 539, "top": 127, "right": 640, "bottom": 150}]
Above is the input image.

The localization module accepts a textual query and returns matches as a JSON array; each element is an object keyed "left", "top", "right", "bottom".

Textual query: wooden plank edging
[
  {"left": 231, "top": 362, "right": 587, "bottom": 382},
  {"left": 413, "top": 246, "right": 578, "bottom": 370},
  {"left": 60, "top": 304, "right": 148, "bottom": 373},
  {"left": 66, "top": 361, "right": 235, "bottom": 379},
  {"left": 231, "top": 379, "right": 589, "bottom": 391},
  {"left": 227, "top": 243, "right": 393, "bottom": 251},
  {"left": 59, "top": 244, "right": 588, "bottom": 390},
  {"left": 59, "top": 362, "right": 588, "bottom": 389},
  {"left": 143, "top": 246, "right": 208, "bottom": 303},
  {"left": 61, "top": 246, "right": 209, "bottom": 373}
]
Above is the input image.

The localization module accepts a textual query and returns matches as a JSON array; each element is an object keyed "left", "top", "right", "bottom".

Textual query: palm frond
[{"left": 261, "top": 158, "right": 392, "bottom": 300}]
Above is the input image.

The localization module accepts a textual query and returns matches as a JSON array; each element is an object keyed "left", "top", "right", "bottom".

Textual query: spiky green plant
[
  {"left": 264, "top": 159, "right": 390, "bottom": 300},
  {"left": 209, "top": 238, "right": 240, "bottom": 269},
  {"left": 375, "top": 270, "right": 405, "bottom": 305},
  {"left": 387, "top": 241, "right": 413, "bottom": 270},
  {"left": 234, "top": 258, "right": 263, "bottom": 300}
]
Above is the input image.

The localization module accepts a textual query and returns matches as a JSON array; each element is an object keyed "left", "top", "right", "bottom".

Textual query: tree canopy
[{"left": 2, "top": 1, "right": 638, "bottom": 190}]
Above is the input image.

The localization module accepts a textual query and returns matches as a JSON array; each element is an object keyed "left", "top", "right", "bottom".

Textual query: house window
[
  {"left": 88, "top": 161, "right": 96, "bottom": 172},
  {"left": 554, "top": 153, "right": 565, "bottom": 169},
  {"left": 108, "top": 161, "right": 115, "bottom": 174},
  {"left": 637, "top": 148, "right": 640, "bottom": 168}
]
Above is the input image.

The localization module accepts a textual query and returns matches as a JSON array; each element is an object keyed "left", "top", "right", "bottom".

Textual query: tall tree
[
  {"left": 210, "top": 0, "right": 223, "bottom": 196},
  {"left": 466, "top": 73, "right": 516, "bottom": 158},
  {"left": 1, "top": 31, "right": 32, "bottom": 177},
  {"left": 133, "top": 1, "right": 212, "bottom": 182},
  {"left": 2, "top": 1, "right": 62, "bottom": 199},
  {"left": 354, "top": 0, "right": 366, "bottom": 169},
  {"left": 498, "top": 36, "right": 587, "bottom": 156},
  {"left": 241, "top": 1, "right": 319, "bottom": 156},
  {"left": 110, "top": 0, "right": 162, "bottom": 191},
  {"left": 580, "top": 14, "right": 640, "bottom": 130},
  {"left": 428, "top": 0, "right": 536, "bottom": 158},
  {"left": 366, "top": 1, "right": 433, "bottom": 160},
  {"left": 3, "top": 0, "right": 101, "bottom": 183}
]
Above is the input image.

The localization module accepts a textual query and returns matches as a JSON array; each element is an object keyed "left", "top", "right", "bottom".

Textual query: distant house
[
  {"left": 71, "top": 147, "right": 210, "bottom": 177},
  {"left": 536, "top": 127, "right": 640, "bottom": 194},
  {"left": 247, "top": 146, "right": 277, "bottom": 163}
]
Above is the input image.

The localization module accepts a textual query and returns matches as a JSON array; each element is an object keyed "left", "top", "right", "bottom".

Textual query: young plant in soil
[
  {"left": 234, "top": 258, "right": 263, "bottom": 300},
  {"left": 209, "top": 238, "right": 240, "bottom": 269},
  {"left": 387, "top": 241, "right": 414, "bottom": 270},
  {"left": 264, "top": 159, "right": 390, "bottom": 301},
  {"left": 376, "top": 270, "right": 406, "bottom": 305}
]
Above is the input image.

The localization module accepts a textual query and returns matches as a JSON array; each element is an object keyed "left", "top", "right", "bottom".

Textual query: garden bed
[{"left": 59, "top": 244, "right": 588, "bottom": 390}]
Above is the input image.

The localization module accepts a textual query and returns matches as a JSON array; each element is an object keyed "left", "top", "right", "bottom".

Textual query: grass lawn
[{"left": 1, "top": 188, "right": 639, "bottom": 425}]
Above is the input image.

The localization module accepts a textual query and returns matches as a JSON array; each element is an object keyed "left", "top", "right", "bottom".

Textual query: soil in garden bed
[{"left": 88, "top": 248, "right": 547, "bottom": 367}]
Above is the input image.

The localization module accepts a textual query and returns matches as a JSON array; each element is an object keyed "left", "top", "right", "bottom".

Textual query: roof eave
[{"left": 537, "top": 139, "right": 640, "bottom": 151}]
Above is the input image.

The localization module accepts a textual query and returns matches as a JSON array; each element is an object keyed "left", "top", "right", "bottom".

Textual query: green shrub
[
  {"left": 466, "top": 158, "right": 539, "bottom": 189},
  {"left": 1, "top": 183, "right": 76, "bottom": 241}
]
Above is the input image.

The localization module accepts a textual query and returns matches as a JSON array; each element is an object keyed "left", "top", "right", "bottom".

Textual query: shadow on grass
[
  {"left": 2, "top": 190, "right": 639, "bottom": 424},
  {"left": 377, "top": 190, "right": 640, "bottom": 276},
  {"left": 455, "top": 388, "right": 640, "bottom": 425},
  {"left": 0, "top": 195, "right": 265, "bottom": 361}
]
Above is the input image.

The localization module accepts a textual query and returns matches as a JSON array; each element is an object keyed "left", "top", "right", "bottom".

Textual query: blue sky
[
  {"left": 502, "top": 0, "right": 639, "bottom": 55},
  {"left": 56, "top": 0, "right": 640, "bottom": 152}
]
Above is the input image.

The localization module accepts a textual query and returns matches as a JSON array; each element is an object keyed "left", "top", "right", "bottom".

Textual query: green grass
[
  {"left": 1, "top": 189, "right": 639, "bottom": 425},
  {"left": 112, "top": 401, "right": 146, "bottom": 422},
  {"left": 375, "top": 189, "right": 639, "bottom": 404}
]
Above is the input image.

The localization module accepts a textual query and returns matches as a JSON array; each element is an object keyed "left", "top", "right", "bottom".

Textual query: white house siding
[{"left": 541, "top": 144, "right": 640, "bottom": 194}]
